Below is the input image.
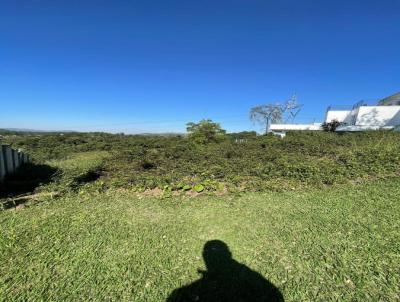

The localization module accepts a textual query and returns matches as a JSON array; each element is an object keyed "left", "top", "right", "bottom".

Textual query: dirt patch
[
  {"left": 215, "top": 187, "right": 229, "bottom": 196},
  {"left": 140, "top": 187, "right": 164, "bottom": 197},
  {"left": 1, "top": 192, "right": 60, "bottom": 210},
  {"left": 185, "top": 190, "right": 201, "bottom": 198}
]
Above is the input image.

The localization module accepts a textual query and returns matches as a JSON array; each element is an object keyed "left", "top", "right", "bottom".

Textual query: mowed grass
[{"left": 1, "top": 180, "right": 399, "bottom": 301}]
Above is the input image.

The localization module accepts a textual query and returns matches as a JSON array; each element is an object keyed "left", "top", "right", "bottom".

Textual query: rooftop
[{"left": 378, "top": 92, "right": 400, "bottom": 106}]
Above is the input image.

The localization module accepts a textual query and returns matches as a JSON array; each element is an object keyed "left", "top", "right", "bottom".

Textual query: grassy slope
[{"left": 1, "top": 180, "right": 399, "bottom": 301}]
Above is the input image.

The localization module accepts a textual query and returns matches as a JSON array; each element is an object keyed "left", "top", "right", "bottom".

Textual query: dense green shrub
[
  {"left": 2, "top": 130, "right": 400, "bottom": 193},
  {"left": 186, "top": 119, "right": 226, "bottom": 144}
]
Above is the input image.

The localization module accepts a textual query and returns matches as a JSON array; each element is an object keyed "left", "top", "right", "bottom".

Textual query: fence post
[
  {"left": 0, "top": 147, "right": 5, "bottom": 182},
  {"left": 2, "top": 145, "right": 14, "bottom": 174},
  {"left": 18, "top": 150, "right": 24, "bottom": 165},
  {"left": 12, "top": 149, "right": 20, "bottom": 170}
]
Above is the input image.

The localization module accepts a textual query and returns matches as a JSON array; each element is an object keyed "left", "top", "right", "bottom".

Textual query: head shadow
[{"left": 167, "top": 240, "right": 284, "bottom": 302}]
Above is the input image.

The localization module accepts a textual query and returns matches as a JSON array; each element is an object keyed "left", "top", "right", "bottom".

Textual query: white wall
[
  {"left": 270, "top": 124, "right": 322, "bottom": 131},
  {"left": 325, "top": 110, "right": 351, "bottom": 123},
  {"left": 355, "top": 106, "right": 400, "bottom": 126}
]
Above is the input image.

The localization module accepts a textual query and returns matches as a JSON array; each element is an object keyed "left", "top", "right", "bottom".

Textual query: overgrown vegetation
[{"left": 1, "top": 130, "right": 400, "bottom": 196}]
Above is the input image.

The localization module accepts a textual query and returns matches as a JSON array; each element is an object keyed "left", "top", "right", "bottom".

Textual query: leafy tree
[{"left": 186, "top": 119, "right": 226, "bottom": 144}]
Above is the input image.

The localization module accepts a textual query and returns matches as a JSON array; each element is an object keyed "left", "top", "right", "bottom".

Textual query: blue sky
[{"left": 1, "top": 0, "right": 399, "bottom": 133}]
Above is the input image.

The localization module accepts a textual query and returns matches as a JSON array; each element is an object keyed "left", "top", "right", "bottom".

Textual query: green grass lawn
[{"left": 1, "top": 179, "right": 399, "bottom": 301}]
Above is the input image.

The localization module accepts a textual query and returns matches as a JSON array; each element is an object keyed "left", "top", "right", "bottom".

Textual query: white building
[
  {"left": 325, "top": 92, "right": 400, "bottom": 131},
  {"left": 270, "top": 123, "right": 322, "bottom": 131},
  {"left": 270, "top": 92, "right": 400, "bottom": 133}
]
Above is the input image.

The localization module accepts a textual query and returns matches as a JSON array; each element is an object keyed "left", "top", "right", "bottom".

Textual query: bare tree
[
  {"left": 250, "top": 103, "right": 283, "bottom": 134},
  {"left": 250, "top": 95, "right": 302, "bottom": 134},
  {"left": 283, "top": 94, "right": 303, "bottom": 123}
]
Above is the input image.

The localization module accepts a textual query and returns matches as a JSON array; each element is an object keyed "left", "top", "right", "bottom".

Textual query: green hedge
[{"left": 3, "top": 130, "right": 400, "bottom": 192}]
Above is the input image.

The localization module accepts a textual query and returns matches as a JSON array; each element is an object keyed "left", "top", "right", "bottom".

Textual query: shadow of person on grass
[{"left": 167, "top": 240, "right": 284, "bottom": 302}]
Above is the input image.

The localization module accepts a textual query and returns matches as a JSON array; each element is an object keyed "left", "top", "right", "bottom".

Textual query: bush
[
  {"left": 2, "top": 130, "right": 400, "bottom": 194},
  {"left": 186, "top": 119, "right": 226, "bottom": 144},
  {"left": 322, "top": 119, "right": 342, "bottom": 132}
]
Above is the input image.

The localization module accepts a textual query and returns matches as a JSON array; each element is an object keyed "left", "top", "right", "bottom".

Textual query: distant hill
[
  {"left": 137, "top": 132, "right": 184, "bottom": 136},
  {"left": 0, "top": 128, "right": 183, "bottom": 136},
  {"left": 0, "top": 128, "right": 76, "bottom": 133}
]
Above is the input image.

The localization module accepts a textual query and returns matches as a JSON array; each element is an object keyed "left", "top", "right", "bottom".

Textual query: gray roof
[{"left": 378, "top": 92, "right": 400, "bottom": 106}]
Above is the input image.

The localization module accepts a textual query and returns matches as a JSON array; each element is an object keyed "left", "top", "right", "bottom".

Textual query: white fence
[{"left": 0, "top": 145, "right": 30, "bottom": 182}]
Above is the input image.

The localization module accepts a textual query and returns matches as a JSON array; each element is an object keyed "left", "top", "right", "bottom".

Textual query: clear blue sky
[{"left": 1, "top": 1, "right": 399, "bottom": 133}]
